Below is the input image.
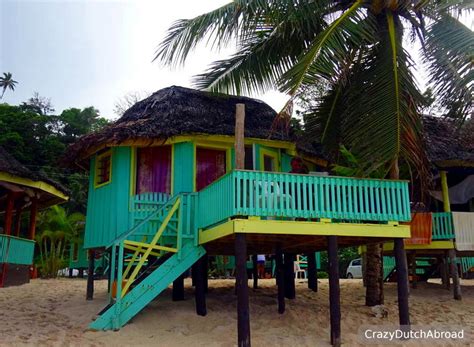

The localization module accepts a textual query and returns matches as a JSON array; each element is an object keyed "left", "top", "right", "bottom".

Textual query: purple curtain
[
  {"left": 196, "top": 148, "right": 226, "bottom": 191},
  {"left": 136, "top": 146, "right": 171, "bottom": 194}
]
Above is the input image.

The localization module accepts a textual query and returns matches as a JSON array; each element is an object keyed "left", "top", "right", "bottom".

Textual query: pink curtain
[
  {"left": 196, "top": 148, "right": 226, "bottom": 191},
  {"left": 136, "top": 146, "right": 172, "bottom": 194}
]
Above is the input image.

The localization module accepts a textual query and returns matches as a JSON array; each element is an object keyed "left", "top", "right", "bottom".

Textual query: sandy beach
[{"left": 0, "top": 278, "right": 472, "bottom": 346}]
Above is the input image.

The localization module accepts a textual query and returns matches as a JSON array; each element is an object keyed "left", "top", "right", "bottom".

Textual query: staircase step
[{"left": 90, "top": 242, "right": 205, "bottom": 331}]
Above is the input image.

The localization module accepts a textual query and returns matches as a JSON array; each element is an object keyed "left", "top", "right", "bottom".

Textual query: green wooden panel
[
  {"left": 0, "top": 235, "right": 35, "bottom": 265},
  {"left": 383, "top": 256, "right": 396, "bottom": 280},
  {"left": 432, "top": 212, "right": 455, "bottom": 240},
  {"left": 84, "top": 147, "right": 132, "bottom": 249},
  {"left": 197, "top": 170, "right": 411, "bottom": 230},
  {"left": 173, "top": 142, "right": 194, "bottom": 194}
]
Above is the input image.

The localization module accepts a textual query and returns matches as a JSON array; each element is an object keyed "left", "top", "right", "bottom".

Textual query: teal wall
[
  {"left": 84, "top": 147, "right": 132, "bottom": 248},
  {"left": 173, "top": 142, "right": 194, "bottom": 193}
]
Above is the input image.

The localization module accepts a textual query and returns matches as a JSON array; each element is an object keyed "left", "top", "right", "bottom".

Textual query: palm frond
[
  {"left": 193, "top": 2, "right": 328, "bottom": 95},
  {"left": 278, "top": 0, "right": 376, "bottom": 95},
  {"left": 424, "top": 13, "right": 473, "bottom": 122}
]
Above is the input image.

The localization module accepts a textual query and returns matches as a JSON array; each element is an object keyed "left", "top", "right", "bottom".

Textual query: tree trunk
[
  {"left": 365, "top": 243, "right": 384, "bottom": 306},
  {"left": 365, "top": 159, "right": 400, "bottom": 306}
]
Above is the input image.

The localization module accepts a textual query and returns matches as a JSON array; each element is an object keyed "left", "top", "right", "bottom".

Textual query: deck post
[
  {"left": 394, "top": 238, "right": 410, "bottom": 327},
  {"left": 410, "top": 252, "right": 417, "bottom": 289},
  {"left": 28, "top": 197, "right": 38, "bottom": 240},
  {"left": 86, "top": 249, "right": 95, "bottom": 300},
  {"left": 203, "top": 254, "right": 209, "bottom": 294},
  {"left": 235, "top": 234, "right": 251, "bottom": 347},
  {"left": 443, "top": 251, "right": 450, "bottom": 290},
  {"left": 4, "top": 192, "right": 15, "bottom": 235},
  {"left": 448, "top": 249, "right": 461, "bottom": 300},
  {"left": 440, "top": 171, "right": 451, "bottom": 212},
  {"left": 284, "top": 253, "right": 296, "bottom": 299},
  {"left": 275, "top": 248, "right": 285, "bottom": 314},
  {"left": 327, "top": 236, "right": 341, "bottom": 347},
  {"left": 14, "top": 205, "right": 24, "bottom": 237},
  {"left": 307, "top": 252, "right": 317, "bottom": 292},
  {"left": 193, "top": 255, "right": 207, "bottom": 316},
  {"left": 252, "top": 254, "right": 258, "bottom": 289},
  {"left": 173, "top": 274, "right": 185, "bottom": 301}
]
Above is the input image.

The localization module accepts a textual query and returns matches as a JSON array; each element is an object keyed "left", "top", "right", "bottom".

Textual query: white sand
[{"left": 0, "top": 278, "right": 472, "bottom": 346}]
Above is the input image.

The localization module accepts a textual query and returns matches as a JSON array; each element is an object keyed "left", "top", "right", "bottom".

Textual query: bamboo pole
[{"left": 440, "top": 171, "right": 451, "bottom": 212}]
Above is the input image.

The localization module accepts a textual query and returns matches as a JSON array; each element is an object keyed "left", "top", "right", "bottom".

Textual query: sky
[
  {"left": 1, "top": 1, "right": 472, "bottom": 120},
  {"left": 0, "top": 0, "right": 286, "bottom": 119}
]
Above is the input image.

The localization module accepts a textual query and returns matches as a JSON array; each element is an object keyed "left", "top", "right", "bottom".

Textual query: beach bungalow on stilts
[
  {"left": 364, "top": 116, "right": 474, "bottom": 300},
  {"left": 66, "top": 86, "right": 413, "bottom": 346},
  {"left": 0, "top": 147, "right": 68, "bottom": 287}
]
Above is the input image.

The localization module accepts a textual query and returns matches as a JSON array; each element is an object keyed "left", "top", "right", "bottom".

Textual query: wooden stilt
[
  {"left": 28, "top": 198, "right": 38, "bottom": 240},
  {"left": 86, "top": 249, "right": 95, "bottom": 300},
  {"left": 448, "top": 249, "right": 461, "bottom": 300},
  {"left": 4, "top": 193, "right": 15, "bottom": 236},
  {"left": 444, "top": 252, "right": 451, "bottom": 290},
  {"left": 69, "top": 268, "right": 73, "bottom": 278},
  {"left": 275, "top": 248, "right": 285, "bottom": 314},
  {"left": 410, "top": 252, "right": 417, "bottom": 289},
  {"left": 284, "top": 253, "right": 296, "bottom": 299},
  {"left": 203, "top": 254, "right": 209, "bottom": 294},
  {"left": 14, "top": 205, "right": 24, "bottom": 237},
  {"left": 172, "top": 274, "right": 185, "bottom": 301},
  {"left": 307, "top": 252, "right": 317, "bottom": 292},
  {"left": 235, "top": 233, "right": 251, "bottom": 347},
  {"left": 252, "top": 254, "right": 258, "bottom": 289},
  {"left": 327, "top": 236, "right": 341, "bottom": 347},
  {"left": 193, "top": 255, "right": 207, "bottom": 316},
  {"left": 394, "top": 238, "right": 410, "bottom": 327}
]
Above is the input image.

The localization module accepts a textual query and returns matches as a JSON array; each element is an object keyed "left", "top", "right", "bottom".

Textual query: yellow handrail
[
  {"left": 121, "top": 198, "right": 181, "bottom": 297},
  {"left": 124, "top": 240, "right": 177, "bottom": 253}
]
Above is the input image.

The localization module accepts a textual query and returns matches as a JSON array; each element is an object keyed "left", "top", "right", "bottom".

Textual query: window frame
[{"left": 94, "top": 150, "right": 112, "bottom": 188}]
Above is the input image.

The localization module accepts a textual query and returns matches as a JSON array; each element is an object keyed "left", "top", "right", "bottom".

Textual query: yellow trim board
[
  {"left": 259, "top": 148, "right": 280, "bottom": 171},
  {"left": 199, "top": 219, "right": 410, "bottom": 244},
  {"left": 0, "top": 172, "right": 68, "bottom": 201},
  {"left": 383, "top": 240, "right": 455, "bottom": 252}
]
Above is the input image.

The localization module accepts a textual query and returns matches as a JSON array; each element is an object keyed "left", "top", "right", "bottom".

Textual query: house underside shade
[
  {"left": 136, "top": 146, "right": 171, "bottom": 194},
  {"left": 196, "top": 147, "right": 226, "bottom": 191}
]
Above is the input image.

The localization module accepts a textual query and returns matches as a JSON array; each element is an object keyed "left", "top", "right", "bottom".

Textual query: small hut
[
  {"left": 0, "top": 147, "right": 68, "bottom": 286},
  {"left": 370, "top": 116, "right": 474, "bottom": 298},
  {"left": 67, "top": 86, "right": 413, "bottom": 346}
]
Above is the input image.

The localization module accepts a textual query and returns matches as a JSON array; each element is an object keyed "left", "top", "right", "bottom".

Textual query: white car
[{"left": 346, "top": 258, "right": 362, "bottom": 279}]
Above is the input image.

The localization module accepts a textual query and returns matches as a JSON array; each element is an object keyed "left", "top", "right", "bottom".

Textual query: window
[
  {"left": 136, "top": 146, "right": 172, "bottom": 194},
  {"left": 196, "top": 147, "right": 227, "bottom": 191},
  {"left": 95, "top": 151, "right": 112, "bottom": 187},
  {"left": 352, "top": 259, "right": 361, "bottom": 266}
]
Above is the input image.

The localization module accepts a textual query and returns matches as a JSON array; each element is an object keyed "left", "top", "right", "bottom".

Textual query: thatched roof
[
  {"left": 67, "top": 86, "right": 301, "bottom": 162},
  {"left": 0, "top": 146, "right": 68, "bottom": 200},
  {"left": 423, "top": 116, "right": 474, "bottom": 167}
]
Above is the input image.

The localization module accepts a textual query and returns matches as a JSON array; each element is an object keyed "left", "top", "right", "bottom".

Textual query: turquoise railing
[
  {"left": 0, "top": 234, "right": 35, "bottom": 265},
  {"left": 197, "top": 170, "right": 411, "bottom": 230},
  {"left": 432, "top": 212, "right": 455, "bottom": 240}
]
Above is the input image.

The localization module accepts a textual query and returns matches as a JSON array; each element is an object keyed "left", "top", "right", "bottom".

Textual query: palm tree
[
  {"left": 35, "top": 206, "right": 85, "bottom": 278},
  {"left": 155, "top": 1, "right": 473, "bottom": 305},
  {"left": 0, "top": 72, "right": 18, "bottom": 99}
]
